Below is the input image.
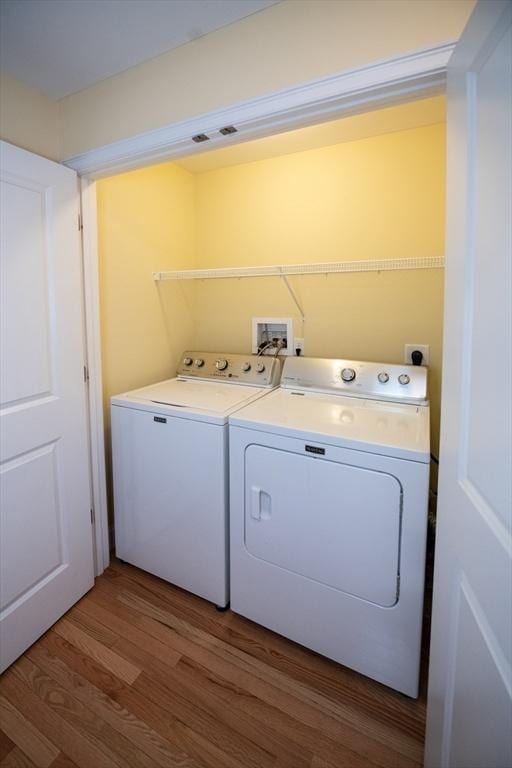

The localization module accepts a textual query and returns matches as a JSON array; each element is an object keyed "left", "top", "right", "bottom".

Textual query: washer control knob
[
  {"left": 398, "top": 373, "right": 410, "bottom": 385},
  {"left": 256, "top": 363, "right": 265, "bottom": 373},
  {"left": 242, "top": 362, "right": 251, "bottom": 372},
  {"left": 194, "top": 358, "right": 205, "bottom": 368},
  {"left": 216, "top": 359, "right": 228, "bottom": 371},
  {"left": 377, "top": 372, "right": 389, "bottom": 384},
  {"left": 183, "top": 357, "right": 193, "bottom": 366},
  {"left": 341, "top": 368, "right": 356, "bottom": 382}
]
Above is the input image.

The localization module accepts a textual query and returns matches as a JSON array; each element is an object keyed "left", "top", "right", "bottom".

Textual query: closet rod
[{"left": 153, "top": 256, "right": 444, "bottom": 281}]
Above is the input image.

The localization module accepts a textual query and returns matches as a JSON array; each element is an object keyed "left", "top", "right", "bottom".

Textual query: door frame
[{"left": 72, "top": 42, "right": 454, "bottom": 575}]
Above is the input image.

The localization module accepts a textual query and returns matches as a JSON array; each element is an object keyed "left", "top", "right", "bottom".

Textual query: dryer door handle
[
  {"left": 250, "top": 486, "right": 271, "bottom": 521},
  {"left": 250, "top": 486, "right": 262, "bottom": 520}
]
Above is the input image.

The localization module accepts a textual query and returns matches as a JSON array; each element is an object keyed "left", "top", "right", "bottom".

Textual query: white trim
[
  {"left": 153, "top": 256, "right": 445, "bottom": 281},
  {"left": 66, "top": 42, "right": 454, "bottom": 179},
  {"left": 80, "top": 177, "right": 110, "bottom": 575}
]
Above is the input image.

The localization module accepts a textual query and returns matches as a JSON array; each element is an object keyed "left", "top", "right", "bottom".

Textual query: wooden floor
[{"left": 0, "top": 559, "right": 428, "bottom": 768}]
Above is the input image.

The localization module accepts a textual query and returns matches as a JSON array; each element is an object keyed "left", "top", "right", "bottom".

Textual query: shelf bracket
[{"left": 279, "top": 270, "right": 305, "bottom": 322}]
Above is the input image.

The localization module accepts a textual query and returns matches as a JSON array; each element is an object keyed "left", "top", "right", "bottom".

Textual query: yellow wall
[
  {"left": 0, "top": 73, "right": 61, "bottom": 160},
  {"left": 97, "top": 161, "right": 196, "bottom": 421},
  {"left": 97, "top": 161, "right": 196, "bottom": 517},
  {"left": 192, "top": 123, "right": 445, "bottom": 453},
  {"left": 60, "top": 0, "right": 473, "bottom": 158},
  {"left": 195, "top": 123, "right": 444, "bottom": 265},
  {"left": 97, "top": 120, "right": 445, "bottom": 461}
]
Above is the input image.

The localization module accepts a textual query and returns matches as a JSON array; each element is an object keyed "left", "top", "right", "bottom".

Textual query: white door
[
  {"left": 425, "top": 2, "right": 512, "bottom": 766},
  {"left": 244, "top": 445, "right": 402, "bottom": 606},
  {"left": 0, "top": 141, "right": 94, "bottom": 671}
]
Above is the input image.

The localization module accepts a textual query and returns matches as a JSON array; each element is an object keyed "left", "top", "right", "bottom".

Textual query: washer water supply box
[{"left": 252, "top": 317, "right": 294, "bottom": 356}]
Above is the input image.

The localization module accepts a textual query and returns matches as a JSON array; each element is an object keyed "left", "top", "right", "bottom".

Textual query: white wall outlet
[
  {"left": 404, "top": 344, "right": 430, "bottom": 366},
  {"left": 294, "top": 337, "right": 305, "bottom": 356}
]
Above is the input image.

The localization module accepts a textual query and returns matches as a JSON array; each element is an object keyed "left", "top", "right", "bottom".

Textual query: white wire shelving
[
  {"left": 152, "top": 256, "right": 444, "bottom": 282},
  {"left": 153, "top": 256, "right": 445, "bottom": 320}
]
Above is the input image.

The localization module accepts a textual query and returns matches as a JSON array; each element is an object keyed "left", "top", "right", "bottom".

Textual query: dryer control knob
[
  {"left": 183, "top": 357, "right": 193, "bottom": 366},
  {"left": 194, "top": 358, "right": 205, "bottom": 367},
  {"left": 341, "top": 368, "right": 356, "bottom": 382},
  {"left": 216, "top": 359, "right": 228, "bottom": 371},
  {"left": 377, "top": 372, "right": 389, "bottom": 383},
  {"left": 242, "top": 362, "right": 251, "bottom": 372},
  {"left": 256, "top": 363, "right": 265, "bottom": 373},
  {"left": 398, "top": 374, "right": 410, "bottom": 385}
]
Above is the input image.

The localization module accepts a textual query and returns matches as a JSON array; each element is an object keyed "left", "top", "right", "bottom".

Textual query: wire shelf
[{"left": 153, "top": 256, "right": 444, "bottom": 281}]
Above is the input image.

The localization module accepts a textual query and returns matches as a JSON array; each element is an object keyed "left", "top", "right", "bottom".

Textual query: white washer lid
[
  {"left": 111, "top": 377, "right": 272, "bottom": 425},
  {"left": 229, "top": 387, "right": 430, "bottom": 462}
]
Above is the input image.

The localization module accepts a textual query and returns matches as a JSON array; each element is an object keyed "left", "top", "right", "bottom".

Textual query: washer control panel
[
  {"left": 281, "top": 357, "right": 428, "bottom": 404},
  {"left": 177, "top": 351, "right": 282, "bottom": 387}
]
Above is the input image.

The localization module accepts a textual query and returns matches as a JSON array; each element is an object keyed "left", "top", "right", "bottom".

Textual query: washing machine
[
  {"left": 111, "top": 351, "right": 281, "bottom": 608},
  {"left": 229, "top": 356, "right": 430, "bottom": 696}
]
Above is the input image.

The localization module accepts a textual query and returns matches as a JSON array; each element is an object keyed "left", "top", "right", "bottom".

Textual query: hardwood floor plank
[
  {"left": 172, "top": 722, "right": 263, "bottom": 768},
  {"left": 116, "top": 638, "right": 308, "bottom": 768},
  {"left": 128, "top": 630, "right": 416, "bottom": 768},
  {"left": 16, "top": 653, "right": 190, "bottom": 768},
  {"left": 48, "top": 757, "right": 79, "bottom": 768},
  {"left": 112, "top": 677, "right": 244, "bottom": 768},
  {"left": 0, "top": 731, "right": 16, "bottom": 762},
  {"left": 76, "top": 595, "right": 181, "bottom": 669},
  {"left": 110, "top": 636, "right": 278, "bottom": 768},
  {"left": 42, "top": 632, "right": 125, "bottom": 699},
  {"left": 36, "top": 633, "right": 228, "bottom": 768},
  {"left": 0, "top": 747, "right": 37, "bottom": 768},
  {"left": 175, "top": 653, "right": 377, "bottom": 768},
  {"left": 0, "top": 673, "right": 119, "bottom": 768},
  {"left": 310, "top": 758, "right": 339, "bottom": 768},
  {"left": 223, "top": 615, "right": 426, "bottom": 739},
  {"left": 108, "top": 560, "right": 426, "bottom": 740},
  {"left": 11, "top": 657, "right": 156, "bottom": 768},
  {"left": 34, "top": 634, "right": 203, "bottom": 768},
  {"left": 91, "top": 572, "right": 421, "bottom": 767},
  {"left": 1, "top": 560, "right": 428, "bottom": 768},
  {"left": 133, "top": 670, "right": 277, "bottom": 768},
  {"left": 53, "top": 620, "right": 141, "bottom": 685},
  {"left": 65, "top": 608, "right": 119, "bottom": 648},
  {"left": 0, "top": 696, "right": 59, "bottom": 767},
  {"left": 25, "top": 642, "right": 200, "bottom": 768},
  {"left": 115, "top": 587, "right": 423, "bottom": 765}
]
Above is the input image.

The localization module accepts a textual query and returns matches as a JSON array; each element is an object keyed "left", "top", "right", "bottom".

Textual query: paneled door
[
  {"left": 425, "top": 2, "right": 512, "bottom": 766},
  {"left": 0, "top": 140, "right": 94, "bottom": 671}
]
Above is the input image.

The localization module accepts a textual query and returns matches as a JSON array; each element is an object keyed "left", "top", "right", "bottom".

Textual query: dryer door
[{"left": 245, "top": 445, "right": 402, "bottom": 607}]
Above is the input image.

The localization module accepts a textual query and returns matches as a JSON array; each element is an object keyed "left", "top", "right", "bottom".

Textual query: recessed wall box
[{"left": 252, "top": 317, "right": 294, "bottom": 356}]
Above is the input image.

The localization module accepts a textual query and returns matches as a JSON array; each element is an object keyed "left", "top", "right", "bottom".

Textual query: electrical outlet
[
  {"left": 295, "top": 338, "right": 305, "bottom": 355},
  {"left": 404, "top": 344, "right": 430, "bottom": 366}
]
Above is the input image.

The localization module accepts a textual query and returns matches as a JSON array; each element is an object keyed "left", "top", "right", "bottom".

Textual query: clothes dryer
[{"left": 229, "top": 356, "right": 429, "bottom": 695}]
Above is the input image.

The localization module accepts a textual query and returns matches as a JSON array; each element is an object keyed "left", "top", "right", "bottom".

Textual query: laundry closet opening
[{"left": 95, "top": 94, "right": 446, "bottom": 541}]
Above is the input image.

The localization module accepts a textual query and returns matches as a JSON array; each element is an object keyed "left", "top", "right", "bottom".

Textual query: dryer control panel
[
  {"left": 177, "top": 351, "right": 282, "bottom": 388},
  {"left": 281, "top": 357, "right": 428, "bottom": 404}
]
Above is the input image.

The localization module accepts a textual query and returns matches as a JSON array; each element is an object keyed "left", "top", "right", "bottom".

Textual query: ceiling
[
  {"left": 0, "top": 0, "right": 279, "bottom": 99},
  {"left": 173, "top": 95, "right": 447, "bottom": 175}
]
